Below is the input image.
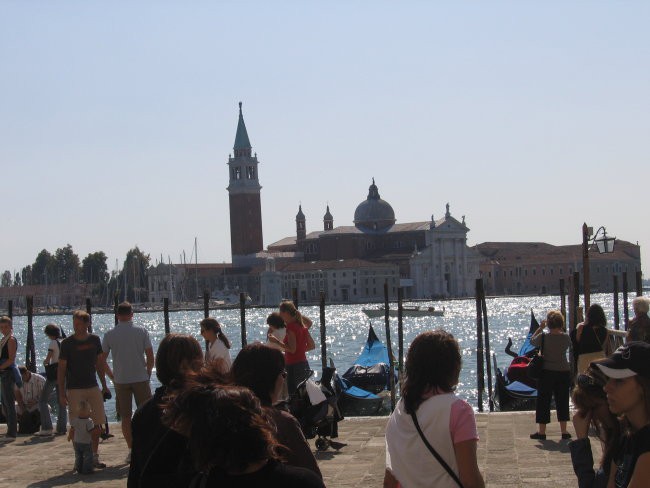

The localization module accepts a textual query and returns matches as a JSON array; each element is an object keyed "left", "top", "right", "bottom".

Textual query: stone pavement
[{"left": 0, "top": 411, "right": 595, "bottom": 487}]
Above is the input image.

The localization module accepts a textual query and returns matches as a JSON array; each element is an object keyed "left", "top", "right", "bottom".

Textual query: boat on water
[
  {"left": 362, "top": 305, "right": 444, "bottom": 318},
  {"left": 335, "top": 325, "right": 395, "bottom": 416},
  {"left": 492, "top": 310, "right": 539, "bottom": 411}
]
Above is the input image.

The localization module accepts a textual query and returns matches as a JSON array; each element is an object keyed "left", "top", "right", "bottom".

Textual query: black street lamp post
[{"left": 582, "top": 223, "right": 616, "bottom": 309}]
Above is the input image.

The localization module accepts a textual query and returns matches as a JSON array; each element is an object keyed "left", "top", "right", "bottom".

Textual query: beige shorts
[
  {"left": 114, "top": 381, "right": 152, "bottom": 421},
  {"left": 67, "top": 387, "right": 106, "bottom": 426}
]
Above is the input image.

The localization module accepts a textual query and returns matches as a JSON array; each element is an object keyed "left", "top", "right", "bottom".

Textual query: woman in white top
[
  {"left": 266, "top": 312, "right": 287, "bottom": 350},
  {"left": 200, "top": 317, "right": 232, "bottom": 372},
  {"left": 36, "top": 323, "right": 67, "bottom": 436},
  {"left": 385, "top": 330, "right": 484, "bottom": 488}
]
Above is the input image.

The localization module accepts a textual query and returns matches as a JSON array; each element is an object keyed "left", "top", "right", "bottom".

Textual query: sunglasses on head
[{"left": 577, "top": 373, "right": 604, "bottom": 390}]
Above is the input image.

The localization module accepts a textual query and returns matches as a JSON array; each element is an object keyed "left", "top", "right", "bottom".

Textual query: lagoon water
[{"left": 9, "top": 292, "right": 627, "bottom": 419}]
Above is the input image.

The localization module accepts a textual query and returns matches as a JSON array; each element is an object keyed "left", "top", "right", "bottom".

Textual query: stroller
[{"left": 288, "top": 364, "right": 345, "bottom": 451}]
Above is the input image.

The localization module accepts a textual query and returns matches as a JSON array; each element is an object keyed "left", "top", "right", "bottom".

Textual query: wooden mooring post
[
  {"left": 86, "top": 298, "right": 93, "bottom": 333},
  {"left": 636, "top": 271, "right": 643, "bottom": 297},
  {"left": 163, "top": 298, "right": 170, "bottom": 335},
  {"left": 239, "top": 292, "right": 247, "bottom": 348},
  {"left": 479, "top": 280, "right": 494, "bottom": 412},
  {"left": 623, "top": 272, "right": 629, "bottom": 329},
  {"left": 7, "top": 300, "right": 12, "bottom": 319},
  {"left": 319, "top": 291, "right": 327, "bottom": 371},
  {"left": 292, "top": 288, "right": 299, "bottom": 309},
  {"left": 572, "top": 272, "right": 580, "bottom": 331},
  {"left": 397, "top": 287, "right": 404, "bottom": 378},
  {"left": 113, "top": 293, "right": 119, "bottom": 326},
  {"left": 560, "top": 278, "right": 569, "bottom": 327},
  {"left": 475, "top": 279, "right": 485, "bottom": 413},
  {"left": 613, "top": 275, "right": 620, "bottom": 330},
  {"left": 203, "top": 291, "right": 209, "bottom": 319},
  {"left": 383, "top": 282, "right": 396, "bottom": 412},
  {"left": 26, "top": 296, "right": 36, "bottom": 373}
]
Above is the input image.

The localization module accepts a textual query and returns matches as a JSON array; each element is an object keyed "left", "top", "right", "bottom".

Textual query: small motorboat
[{"left": 362, "top": 305, "right": 444, "bottom": 318}]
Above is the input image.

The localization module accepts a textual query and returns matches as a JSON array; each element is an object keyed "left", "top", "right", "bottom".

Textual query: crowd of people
[
  {"left": 0, "top": 296, "right": 649, "bottom": 488},
  {"left": 522, "top": 296, "right": 650, "bottom": 488}
]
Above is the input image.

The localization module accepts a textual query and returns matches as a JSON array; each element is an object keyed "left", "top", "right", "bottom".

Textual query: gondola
[
  {"left": 342, "top": 325, "right": 394, "bottom": 394},
  {"left": 492, "top": 310, "right": 540, "bottom": 411},
  {"left": 335, "top": 325, "right": 395, "bottom": 416}
]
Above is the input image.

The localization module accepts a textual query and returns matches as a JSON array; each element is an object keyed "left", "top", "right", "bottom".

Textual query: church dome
[{"left": 353, "top": 179, "right": 396, "bottom": 232}]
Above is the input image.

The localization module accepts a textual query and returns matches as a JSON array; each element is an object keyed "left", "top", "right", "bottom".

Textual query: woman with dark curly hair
[
  {"left": 231, "top": 343, "right": 321, "bottom": 478},
  {"left": 384, "top": 330, "right": 484, "bottom": 488},
  {"left": 164, "top": 384, "right": 324, "bottom": 487},
  {"left": 128, "top": 334, "right": 205, "bottom": 488}
]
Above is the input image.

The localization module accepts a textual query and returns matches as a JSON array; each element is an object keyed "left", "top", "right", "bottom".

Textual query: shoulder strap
[
  {"left": 592, "top": 326, "right": 605, "bottom": 351},
  {"left": 540, "top": 333, "right": 545, "bottom": 355},
  {"left": 411, "top": 411, "right": 464, "bottom": 488}
]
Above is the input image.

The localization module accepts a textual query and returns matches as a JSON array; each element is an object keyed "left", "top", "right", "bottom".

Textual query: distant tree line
[{"left": 2, "top": 244, "right": 152, "bottom": 304}]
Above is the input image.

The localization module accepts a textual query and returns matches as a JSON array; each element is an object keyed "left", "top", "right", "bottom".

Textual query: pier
[{"left": 0, "top": 411, "right": 592, "bottom": 488}]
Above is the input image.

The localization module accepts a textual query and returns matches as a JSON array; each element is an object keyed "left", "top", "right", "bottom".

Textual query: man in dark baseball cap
[{"left": 595, "top": 341, "right": 650, "bottom": 379}]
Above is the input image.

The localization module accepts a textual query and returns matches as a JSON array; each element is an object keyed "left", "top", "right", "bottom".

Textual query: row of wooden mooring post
[
  {"left": 474, "top": 270, "right": 645, "bottom": 413},
  {"left": 6, "top": 268, "right": 644, "bottom": 409}
]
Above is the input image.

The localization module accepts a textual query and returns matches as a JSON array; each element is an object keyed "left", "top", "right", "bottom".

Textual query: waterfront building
[
  {"left": 268, "top": 180, "right": 480, "bottom": 298},
  {"left": 476, "top": 240, "right": 641, "bottom": 296},
  {"left": 410, "top": 208, "right": 482, "bottom": 298},
  {"left": 0, "top": 283, "right": 91, "bottom": 310},
  {"left": 277, "top": 259, "right": 400, "bottom": 304}
]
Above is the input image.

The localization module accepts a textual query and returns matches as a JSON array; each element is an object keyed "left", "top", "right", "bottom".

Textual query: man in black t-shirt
[{"left": 58, "top": 310, "right": 111, "bottom": 469}]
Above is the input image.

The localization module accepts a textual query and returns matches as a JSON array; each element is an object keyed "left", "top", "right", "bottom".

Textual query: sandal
[{"left": 529, "top": 432, "right": 546, "bottom": 440}]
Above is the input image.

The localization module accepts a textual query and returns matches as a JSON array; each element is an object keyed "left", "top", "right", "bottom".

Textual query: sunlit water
[{"left": 9, "top": 292, "right": 629, "bottom": 419}]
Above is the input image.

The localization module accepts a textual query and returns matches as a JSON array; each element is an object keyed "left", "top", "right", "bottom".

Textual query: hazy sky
[{"left": 1, "top": 2, "right": 648, "bottom": 278}]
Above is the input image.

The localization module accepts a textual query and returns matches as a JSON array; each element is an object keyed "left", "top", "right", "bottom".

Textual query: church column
[
  {"left": 438, "top": 238, "right": 445, "bottom": 296},
  {"left": 462, "top": 238, "right": 468, "bottom": 296},
  {"left": 452, "top": 238, "right": 458, "bottom": 296}
]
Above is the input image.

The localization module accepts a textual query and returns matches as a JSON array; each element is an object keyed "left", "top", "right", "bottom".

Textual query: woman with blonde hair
[
  {"left": 268, "top": 301, "right": 315, "bottom": 394},
  {"left": 530, "top": 310, "right": 572, "bottom": 440}
]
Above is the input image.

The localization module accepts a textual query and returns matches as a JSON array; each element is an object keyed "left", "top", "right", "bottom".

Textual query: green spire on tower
[{"left": 234, "top": 101, "right": 252, "bottom": 150}]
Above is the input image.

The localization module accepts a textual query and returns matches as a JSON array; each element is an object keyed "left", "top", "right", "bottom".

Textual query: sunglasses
[{"left": 576, "top": 373, "right": 604, "bottom": 390}]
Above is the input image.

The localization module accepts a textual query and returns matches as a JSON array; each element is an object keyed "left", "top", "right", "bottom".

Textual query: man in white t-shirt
[{"left": 14, "top": 366, "right": 46, "bottom": 433}]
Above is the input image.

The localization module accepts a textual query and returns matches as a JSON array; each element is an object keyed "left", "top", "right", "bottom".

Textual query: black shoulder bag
[
  {"left": 411, "top": 410, "right": 464, "bottom": 488},
  {"left": 527, "top": 334, "right": 545, "bottom": 381}
]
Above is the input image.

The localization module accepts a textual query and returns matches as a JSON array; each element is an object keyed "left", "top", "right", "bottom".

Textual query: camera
[{"left": 102, "top": 390, "right": 112, "bottom": 401}]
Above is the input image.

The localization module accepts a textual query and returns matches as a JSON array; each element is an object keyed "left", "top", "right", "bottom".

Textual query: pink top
[{"left": 449, "top": 398, "right": 479, "bottom": 444}]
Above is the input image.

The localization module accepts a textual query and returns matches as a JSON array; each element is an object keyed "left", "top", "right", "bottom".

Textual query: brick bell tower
[{"left": 228, "top": 102, "right": 263, "bottom": 263}]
